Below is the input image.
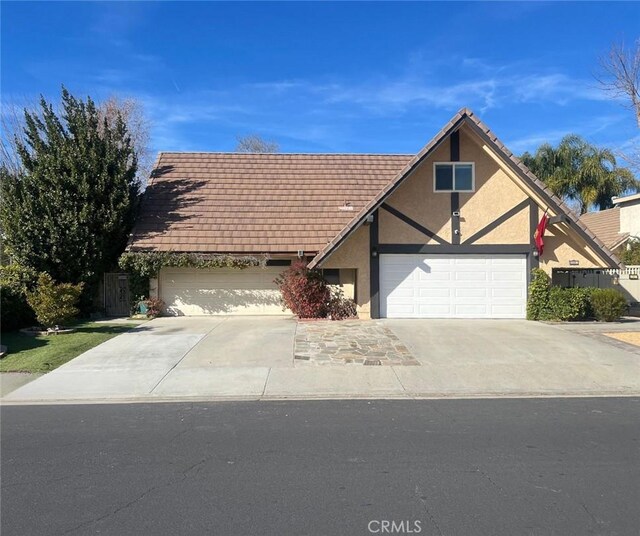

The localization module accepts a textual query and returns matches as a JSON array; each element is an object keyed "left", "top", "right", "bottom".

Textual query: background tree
[
  {"left": 98, "top": 96, "right": 153, "bottom": 187},
  {"left": 235, "top": 134, "right": 279, "bottom": 153},
  {"left": 0, "top": 88, "right": 140, "bottom": 308},
  {"left": 520, "top": 134, "right": 639, "bottom": 214},
  {"left": 598, "top": 39, "right": 640, "bottom": 127},
  {"left": 597, "top": 39, "right": 640, "bottom": 175},
  {"left": 1, "top": 94, "right": 152, "bottom": 187}
]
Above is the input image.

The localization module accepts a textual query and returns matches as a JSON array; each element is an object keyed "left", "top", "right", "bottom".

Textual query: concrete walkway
[{"left": 3, "top": 317, "right": 640, "bottom": 404}]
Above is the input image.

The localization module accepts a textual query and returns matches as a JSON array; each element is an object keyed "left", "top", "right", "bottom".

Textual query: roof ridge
[{"left": 158, "top": 151, "right": 414, "bottom": 156}]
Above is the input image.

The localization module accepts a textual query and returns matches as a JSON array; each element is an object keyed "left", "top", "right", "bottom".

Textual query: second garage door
[
  {"left": 160, "top": 266, "right": 287, "bottom": 316},
  {"left": 380, "top": 254, "right": 527, "bottom": 319}
]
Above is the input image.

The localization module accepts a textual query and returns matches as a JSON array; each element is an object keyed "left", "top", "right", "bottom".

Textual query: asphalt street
[{"left": 2, "top": 398, "right": 639, "bottom": 536}]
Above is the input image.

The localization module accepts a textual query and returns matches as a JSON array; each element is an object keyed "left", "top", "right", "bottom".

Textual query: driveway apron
[{"left": 3, "top": 318, "right": 222, "bottom": 400}]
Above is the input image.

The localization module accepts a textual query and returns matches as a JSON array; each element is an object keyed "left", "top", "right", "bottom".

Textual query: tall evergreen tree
[
  {"left": 0, "top": 88, "right": 140, "bottom": 306},
  {"left": 521, "top": 134, "right": 639, "bottom": 214}
]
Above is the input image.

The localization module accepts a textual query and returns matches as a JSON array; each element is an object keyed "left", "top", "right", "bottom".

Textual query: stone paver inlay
[{"left": 294, "top": 320, "right": 419, "bottom": 366}]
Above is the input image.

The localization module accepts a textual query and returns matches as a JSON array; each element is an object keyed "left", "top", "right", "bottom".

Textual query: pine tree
[{"left": 0, "top": 88, "right": 140, "bottom": 307}]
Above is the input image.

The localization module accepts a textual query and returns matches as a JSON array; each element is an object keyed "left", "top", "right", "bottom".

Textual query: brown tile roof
[
  {"left": 579, "top": 208, "right": 628, "bottom": 250},
  {"left": 128, "top": 152, "right": 412, "bottom": 254},
  {"left": 309, "top": 108, "right": 621, "bottom": 268}
]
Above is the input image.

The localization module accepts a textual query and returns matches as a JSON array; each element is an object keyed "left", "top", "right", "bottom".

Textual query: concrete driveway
[
  {"left": 385, "top": 319, "right": 640, "bottom": 397},
  {"left": 3, "top": 317, "right": 639, "bottom": 402},
  {"left": 4, "top": 317, "right": 296, "bottom": 401}
]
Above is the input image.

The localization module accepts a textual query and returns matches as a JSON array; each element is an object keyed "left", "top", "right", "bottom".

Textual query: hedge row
[{"left": 527, "top": 269, "right": 628, "bottom": 322}]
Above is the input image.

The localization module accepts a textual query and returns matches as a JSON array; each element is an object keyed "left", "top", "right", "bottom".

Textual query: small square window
[
  {"left": 433, "top": 163, "right": 475, "bottom": 192},
  {"left": 455, "top": 164, "right": 473, "bottom": 191},
  {"left": 435, "top": 164, "right": 453, "bottom": 191}
]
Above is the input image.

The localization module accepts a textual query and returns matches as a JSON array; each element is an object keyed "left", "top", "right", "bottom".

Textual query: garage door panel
[
  {"left": 455, "top": 271, "right": 489, "bottom": 282},
  {"left": 418, "top": 271, "right": 449, "bottom": 281},
  {"left": 455, "top": 304, "right": 489, "bottom": 315},
  {"left": 386, "top": 288, "right": 415, "bottom": 298},
  {"left": 419, "top": 288, "right": 452, "bottom": 298},
  {"left": 491, "top": 271, "right": 523, "bottom": 282},
  {"left": 380, "top": 254, "right": 526, "bottom": 319},
  {"left": 492, "top": 287, "right": 524, "bottom": 298},
  {"left": 492, "top": 304, "right": 525, "bottom": 315},
  {"left": 418, "top": 304, "right": 452, "bottom": 316},
  {"left": 456, "top": 288, "right": 489, "bottom": 298}
]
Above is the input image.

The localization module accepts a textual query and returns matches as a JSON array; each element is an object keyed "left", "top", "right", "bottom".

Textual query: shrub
[
  {"left": 547, "top": 287, "right": 593, "bottom": 321},
  {"left": 26, "top": 273, "right": 84, "bottom": 328},
  {"left": 274, "top": 261, "right": 330, "bottom": 318},
  {"left": 143, "top": 297, "right": 165, "bottom": 318},
  {"left": 527, "top": 268, "right": 551, "bottom": 320},
  {"left": 328, "top": 287, "right": 358, "bottom": 321},
  {"left": 590, "top": 288, "right": 628, "bottom": 322},
  {"left": 0, "top": 264, "right": 38, "bottom": 331},
  {"left": 527, "top": 268, "right": 596, "bottom": 321}
]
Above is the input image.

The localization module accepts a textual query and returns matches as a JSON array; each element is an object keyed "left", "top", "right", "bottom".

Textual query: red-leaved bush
[
  {"left": 143, "top": 297, "right": 165, "bottom": 318},
  {"left": 328, "top": 287, "right": 358, "bottom": 320},
  {"left": 274, "top": 261, "right": 330, "bottom": 318}
]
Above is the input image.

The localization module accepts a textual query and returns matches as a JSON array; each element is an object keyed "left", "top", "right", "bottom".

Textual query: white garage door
[
  {"left": 380, "top": 254, "right": 527, "bottom": 319},
  {"left": 160, "top": 266, "right": 287, "bottom": 316}
]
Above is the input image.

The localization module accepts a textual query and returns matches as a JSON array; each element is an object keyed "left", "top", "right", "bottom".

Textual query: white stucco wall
[{"left": 619, "top": 200, "right": 640, "bottom": 238}]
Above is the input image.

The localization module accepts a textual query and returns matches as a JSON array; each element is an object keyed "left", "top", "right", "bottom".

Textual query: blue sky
[{"left": 2, "top": 1, "right": 639, "bottom": 157}]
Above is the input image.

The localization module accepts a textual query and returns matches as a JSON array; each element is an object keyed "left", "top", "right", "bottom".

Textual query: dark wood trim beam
[
  {"left": 450, "top": 130, "right": 460, "bottom": 162},
  {"left": 529, "top": 199, "right": 540, "bottom": 269},
  {"left": 380, "top": 203, "right": 447, "bottom": 245},
  {"left": 451, "top": 192, "right": 460, "bottom": 245},
  {"left": 462, "top": 199, "right": 530, "bottom": 245},
  {"left": 370, "top": 209, "right": 380, "bottom": 319},
  {"left": 378, "top": 244, "right": 532, "bottom": 255},
  {"left": 449, "top": 130, "right": 461, "bottom": 247}
]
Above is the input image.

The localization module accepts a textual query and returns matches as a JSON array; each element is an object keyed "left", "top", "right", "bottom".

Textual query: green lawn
[{"left": 0, "top": 322, "right": 138, "bottom": 373}]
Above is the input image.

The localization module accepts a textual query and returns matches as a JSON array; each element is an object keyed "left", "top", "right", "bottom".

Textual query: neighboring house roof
[
  {"left": 579, "top": 207, "right": 629, "bottom": 251},
  {"left": 128, "top": 152, "right": 411, "bottom": 254},
  {"left": 612, "top": 192, "right": 640, "bottom": 206},
  {"left": 308, "top": 108, "right": 620, "bottom": 268}
]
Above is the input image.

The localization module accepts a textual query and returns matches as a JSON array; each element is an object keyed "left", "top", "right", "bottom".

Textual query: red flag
[{"left": 534, "top": 212, "right": 549, "bottom": 256}]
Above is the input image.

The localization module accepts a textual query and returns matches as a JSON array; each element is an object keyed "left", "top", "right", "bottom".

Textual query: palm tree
[{"left": 521, "top": 135, "right": 639, "bottom": 214}]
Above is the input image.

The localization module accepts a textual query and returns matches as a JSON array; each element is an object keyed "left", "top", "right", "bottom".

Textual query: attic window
[{"left": 434, "top": 163, "right": 475, "bottom": 192}]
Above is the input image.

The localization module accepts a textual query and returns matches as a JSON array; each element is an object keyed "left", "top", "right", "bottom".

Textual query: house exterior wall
[
  {"left": 619, "top": 199, "right": 640, "bottom": 238},
  {"left": 540, "top": 225, "right": 604, "bottom": 273},
  {"left": 321, "top": 225, "right": 371, "bottom": 318},
  {"left": 380, "top": 126, "right": 532, "bottom": 247},
  {"left": 380, "top": 138, "right": 452, "bottom": 244}
]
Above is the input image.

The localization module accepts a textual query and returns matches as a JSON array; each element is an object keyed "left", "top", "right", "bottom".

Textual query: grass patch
[{"left": 0, "top": 322, "right": 138, "bottom": 373}]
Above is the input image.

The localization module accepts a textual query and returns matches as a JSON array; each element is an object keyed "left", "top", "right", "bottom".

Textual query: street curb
[{"left": 3, "top": 391, "right": 640, "bottom": 406}]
